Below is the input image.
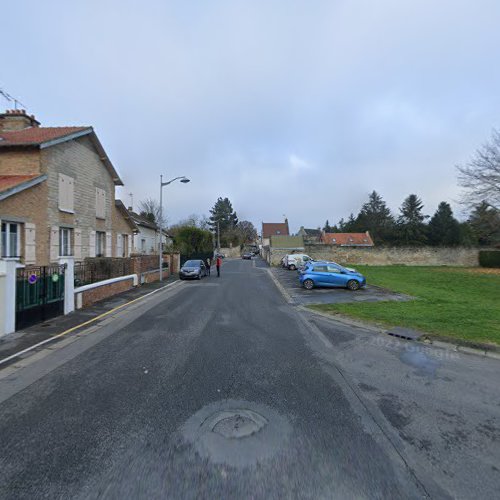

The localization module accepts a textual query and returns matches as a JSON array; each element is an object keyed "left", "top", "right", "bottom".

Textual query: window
[
  {"left": 141, "top": 239, "right": 146, "bottom": 252},
  {"left": 59, "top": 227, "right": 73, "bottom": 256},
  {"left": 96, "top": 231, "right": 106, "bottom": 257},
  {"left": 326, "top": 265, "right": 341, "bottom": 273},
  {"left": 313, "top": 265, "right": 327, "bottom": 272},
  {"left": 96, "top": 188, "right": 106, "bottom": 219},
  {"left": 58, "top": 174, "right": 74, "bottom": 212},
  {"left": 1, "top": 221, "right": 20, "bottom": 258},
  {"left": 122, "top": 235, "right": 129, "bottom": 257}
]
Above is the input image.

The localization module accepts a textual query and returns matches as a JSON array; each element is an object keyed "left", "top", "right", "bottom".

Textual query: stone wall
[
  {"left": 304, "top": 245, "right": 480, "bottom": 267},
  {"left": 219, "top": 247, "right": 241, "bottom": 258}
]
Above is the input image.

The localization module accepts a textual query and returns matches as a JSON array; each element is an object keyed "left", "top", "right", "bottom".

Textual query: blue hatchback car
[{"left": 299, "top": 262, "right": 366, "bottom": 290}]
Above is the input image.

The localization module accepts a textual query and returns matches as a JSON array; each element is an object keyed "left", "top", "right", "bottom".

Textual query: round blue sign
[{"left": 28, "top": 274, "right": 38, "bottom": 285}]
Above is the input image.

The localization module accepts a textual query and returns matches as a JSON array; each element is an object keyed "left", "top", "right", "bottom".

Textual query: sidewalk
[{"left": 0, "top": 275, "right": 178, "bottom": 367}]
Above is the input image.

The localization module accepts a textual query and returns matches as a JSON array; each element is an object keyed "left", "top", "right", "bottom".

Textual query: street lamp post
[{"left": 159, "top": 174, "right": 190, "bottom": 281}]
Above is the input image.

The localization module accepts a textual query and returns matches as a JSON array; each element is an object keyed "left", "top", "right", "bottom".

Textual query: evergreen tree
[
  {"left": 427, "top": 202, "right": 461, "bottom": 246},
  {"left": 342, "top": 213, "right": 358, "bottom": 232},
  {"left": 468, "top": 201, "right": 500, "bottom": 246},
  {"left": 396, "top": 194, "right": 428, "bottom": 245},
  {"left": 356, "top": 191, "right": 395, "bottom": 243},
  {"left": 208, "top": 197, "right": 238, "bottom": 234},
  {"left": 323, "top": 220, "right": 332, "bottom": 232}
]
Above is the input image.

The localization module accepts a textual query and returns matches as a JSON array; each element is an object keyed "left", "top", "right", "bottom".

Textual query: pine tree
[
  {"left": 468, "top": 201, "right": 500, "bottom": 246},
  {"left": 356, "top": 191, "right": 395, "bottom": 243},
  {"left": 396, "top": 194, "right": 428, "bottom": 245},
  {"left": 208, "top": 197, "right": 238, "bottom": 233},
  {"left": 428, "top": 202, "right": 461, "bottom": 246},
  {"left": 323, "top": 220, "right": 332, "bottom": 232}
]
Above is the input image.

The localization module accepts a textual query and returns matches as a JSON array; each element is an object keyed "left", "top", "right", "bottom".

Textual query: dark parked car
[
  {"left": 179, "top": 260, "right": 207, "bottom": 280},
  {"left": 242, "top": 253, "right": 253, "bottom": 260}
]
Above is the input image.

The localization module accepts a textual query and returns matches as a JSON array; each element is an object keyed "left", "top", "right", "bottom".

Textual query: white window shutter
[
  {"left": 116, "top": 234, "right": 122, "bottom": 257},
  {"left": 126, "top": 235, "right": 131, "bottom": 257},
  {"left": 89, "top": 230, "right": 96, "bottom": 258},
  {"left": 24, "top": 223, "right": 36, "bottom": 264},
  {"left": 74, "top": 228, "right": 82, "bottom": 260},
  {"left": 105, "top": 232, "right": 112, "bottom": 257},
  {"left": 58, "top": 174, "right": 65, "bottom": 210},
  {"left": 67, "top": 176, "right": 74, "bottom": 212},
  {"left": 50, "top": 226, "right": 59, "bottom": 262}
]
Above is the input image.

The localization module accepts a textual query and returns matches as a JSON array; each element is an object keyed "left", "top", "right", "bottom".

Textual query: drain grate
[{"left": 387, "top": 327, "right": 423, "bottom": 341}]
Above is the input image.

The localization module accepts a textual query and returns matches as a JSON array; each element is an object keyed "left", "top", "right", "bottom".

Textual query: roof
[
  {"left": 115, "top": 200, "right": 140, "bottom": 232},
  {"left": 270, "top": 235, "right": 304, "bottom": 249},
  {"left": 321, "top": 232, "right": 374, "bottom": 246},
  {"left": 129, "top": 210, "right": 159, "bottom": 231},
  {"left": 303, "top": 228, "right": 321, "bottom": 237},
  {"left": 0, "top": 174, "right": 47, "bottom": 201},
  {"left": 0, "top": 126, "right": 123, "bottom": 186},
  {"left": 262, "top": 222, "right": 289, "bottom": 238},
  {"left": 0, "top": 126, "right": 89, "bottom": 146}
]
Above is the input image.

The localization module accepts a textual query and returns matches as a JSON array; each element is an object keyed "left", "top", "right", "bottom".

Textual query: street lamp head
[{"left": 180, "top": 177, "right": 190, "bottom": 183}]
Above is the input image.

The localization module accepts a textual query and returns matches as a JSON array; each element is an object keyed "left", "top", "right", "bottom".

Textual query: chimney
[{"left": 0, "top": 109, "right": 40, "bottom": 132}]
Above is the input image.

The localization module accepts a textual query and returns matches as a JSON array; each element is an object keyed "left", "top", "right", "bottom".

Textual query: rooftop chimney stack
[{"left": 0, "top": 109, "right": 40, "bottom": 132}]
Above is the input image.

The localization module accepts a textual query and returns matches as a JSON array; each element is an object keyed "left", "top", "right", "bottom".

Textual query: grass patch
[{"left": 309, "top": 266, "right": 500, "bottom": 346}]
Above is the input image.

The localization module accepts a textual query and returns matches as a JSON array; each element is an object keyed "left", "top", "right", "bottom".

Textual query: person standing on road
[
  {"left": 216, "top": 255, "right": 222, "bottom": 277},
  {"left": 206, "top": 257, "right": 211, "bottom": 276}
]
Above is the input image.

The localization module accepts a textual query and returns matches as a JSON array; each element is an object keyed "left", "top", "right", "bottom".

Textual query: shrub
[{"left": 479, "top": 250, "right": 500, "bottom": 268}]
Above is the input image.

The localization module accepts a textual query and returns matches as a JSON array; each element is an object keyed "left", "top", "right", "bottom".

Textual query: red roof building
[
  {"left": 320, "top": 231, "right": 374, "bottom": 246},
  {"left": 262, "top": 220, "right": 290, "bottom": 239}
]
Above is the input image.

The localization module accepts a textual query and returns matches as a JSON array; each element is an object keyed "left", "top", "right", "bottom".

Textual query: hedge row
[{"left": 479, "top": 250, "right": 500, "bottom": 268}]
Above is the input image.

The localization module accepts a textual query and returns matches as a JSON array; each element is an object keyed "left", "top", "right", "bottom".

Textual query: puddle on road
[{"left": 400, "top": 349, "right": 440, "bottom": 377}]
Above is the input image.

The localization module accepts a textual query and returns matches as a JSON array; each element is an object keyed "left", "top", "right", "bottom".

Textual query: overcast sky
[{"left": 2, "top": 0, "right": 500, "bottom": 232}]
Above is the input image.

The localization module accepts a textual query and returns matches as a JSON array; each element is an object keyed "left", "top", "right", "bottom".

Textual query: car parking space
[{"left": 271, "top": 266, "right": 410, "bottom": 306}]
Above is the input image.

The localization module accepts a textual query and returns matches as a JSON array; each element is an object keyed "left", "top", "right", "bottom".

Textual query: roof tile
[{"left": 0, "top": 126, "right": 89, "bottom": 147}]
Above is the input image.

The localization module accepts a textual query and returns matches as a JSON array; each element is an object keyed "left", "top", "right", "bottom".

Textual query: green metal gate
[{"left": 16, "top": 264, "right": 66, "bottom": 330}]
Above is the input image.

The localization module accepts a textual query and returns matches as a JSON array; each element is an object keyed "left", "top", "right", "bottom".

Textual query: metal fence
[{"left": 74, "top": 258, "right": 132, "bottom": 286}]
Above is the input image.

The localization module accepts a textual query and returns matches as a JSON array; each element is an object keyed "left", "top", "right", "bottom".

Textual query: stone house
[
  {"left": 297, "top": 226, "right": 321, "bottom": 243},
  {"left": 128, "top": 210, "right": 172, "bottom": 255},
  {"left": 261, "top": 219, "right": 290, "bottom": 247},
  {"left": 0, "top": 109, "right": 136, "bottom": 264}
]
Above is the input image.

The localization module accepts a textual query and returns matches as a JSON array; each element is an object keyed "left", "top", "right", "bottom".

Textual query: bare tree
[
  {"left": 138, "top": 198, "right": 167, "bottom": 226},
  {"left": 457, "top": 129, "right": 500, "bottom": 208}
]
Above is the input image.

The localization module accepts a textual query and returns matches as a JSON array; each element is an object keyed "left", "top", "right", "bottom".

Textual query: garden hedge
[{"left": 479, "top": 250, "right": 500, "bottom": 268}]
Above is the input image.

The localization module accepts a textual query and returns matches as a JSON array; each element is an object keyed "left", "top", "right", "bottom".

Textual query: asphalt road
[{"left": 0, "top": 258, "right": 498, "bottom": 499}]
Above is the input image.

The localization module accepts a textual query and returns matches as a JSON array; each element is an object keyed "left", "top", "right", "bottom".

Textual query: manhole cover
[
  {"left": 182, "top": 400, "right": 290, "bottom": 467},
  {"left": 210, "top": 410, "right": 268, "bottom": 439}
]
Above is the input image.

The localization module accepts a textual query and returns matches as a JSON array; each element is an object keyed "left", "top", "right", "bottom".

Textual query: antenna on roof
[
  {"left": 0, "top": 88, "right": 28, "bottom": 111},
  {"left": 129, "top": 192, "right": 133, "bottom": 210}
]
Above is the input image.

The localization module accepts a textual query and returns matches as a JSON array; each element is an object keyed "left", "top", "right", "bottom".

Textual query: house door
[{"left": 15, "top": 264, "right": 66, "bottom": 330}]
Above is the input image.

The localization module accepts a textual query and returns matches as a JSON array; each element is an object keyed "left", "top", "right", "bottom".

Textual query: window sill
[{"left": 59, "top": 208, "right": 75, "bottom": 214}]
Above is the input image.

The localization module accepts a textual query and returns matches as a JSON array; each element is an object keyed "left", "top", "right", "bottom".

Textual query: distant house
[
  {"left": 297, "top": 226, "right": 321, "bottom": 243},
  {"left": 0, "top": 109, "right": 135, "bottom": 264},
  {"left": 320, "top": 231, "right": 374, "bottom": 247},
  {"left": 128, "top": 210, "right": 172, "bottom": 255},
  {"left": 261, "top": 219, "right": 290, "bottom": 247}
]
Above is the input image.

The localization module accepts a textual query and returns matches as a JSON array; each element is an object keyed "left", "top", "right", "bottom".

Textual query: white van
[{"left": 285, "top": 254, "right": 313, "bottom": 270}]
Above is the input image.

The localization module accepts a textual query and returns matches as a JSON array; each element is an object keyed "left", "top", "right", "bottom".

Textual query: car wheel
[
  {"left": 303, "top": 279, "right": 314, "bottom": 290},
  {"left": 347, "top": 279, "right": 360, "bottom": 291},
  {"left": 197, "top": 274, "right": 202, "bottom": 280},
  {"left": 289, "top": 264, "right": 296, "bottom": 270}
]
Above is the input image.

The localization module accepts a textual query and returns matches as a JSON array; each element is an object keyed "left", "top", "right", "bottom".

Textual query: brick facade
[{"left": 1, "top": 123, "right": 133, "bottom": 265}]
